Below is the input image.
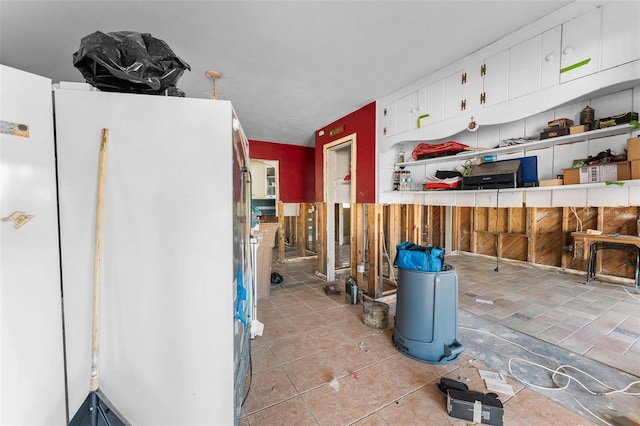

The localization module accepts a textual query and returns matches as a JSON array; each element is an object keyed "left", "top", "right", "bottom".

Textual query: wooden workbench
[{"left": 571, "top": 231, "right": 640, "bottom": 289}]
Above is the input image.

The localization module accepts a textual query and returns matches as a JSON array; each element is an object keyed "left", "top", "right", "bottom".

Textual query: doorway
[{"left": 323, "top": 134, "right": 356, "bottom": 282}]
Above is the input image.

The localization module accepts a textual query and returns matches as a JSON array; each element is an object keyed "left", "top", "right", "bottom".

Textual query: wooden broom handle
[{"left": 90, "top": 128, "right": 109, "bottom": 391}]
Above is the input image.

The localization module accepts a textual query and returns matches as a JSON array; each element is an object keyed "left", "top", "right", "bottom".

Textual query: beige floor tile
[
  {"left": 503, "top": 388, "right": 596, "bottom": 425},
  {"left": 301, "top": 377, "right": 373, "bottom": 426},
  {"left": 351, "top": 412, "right": 389, "bottom": 426},
  {"left": 269, "top": 333, "right": 320, "bottom": 363},
  {"left": 244, "top": 396, "right": 317, "bottom": 425},
  {"left": 242, "top": 366, "right": 298, "bottom": 415},
  {"left": 377, "top": 385, "right": 465, "bottom": 426}
]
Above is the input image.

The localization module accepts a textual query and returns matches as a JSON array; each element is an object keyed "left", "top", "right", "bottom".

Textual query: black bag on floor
[{"left": 271, "top": 272, "right": 284, "bottom": 284}]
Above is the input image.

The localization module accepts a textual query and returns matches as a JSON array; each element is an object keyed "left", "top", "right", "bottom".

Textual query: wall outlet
[{"left": 357, "top": 264, "right": 364, "bottom": 273}]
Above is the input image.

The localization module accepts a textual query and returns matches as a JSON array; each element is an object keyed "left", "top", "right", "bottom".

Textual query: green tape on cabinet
[{"left": 560, "top": 58, "right": 591, "bottom": 74}]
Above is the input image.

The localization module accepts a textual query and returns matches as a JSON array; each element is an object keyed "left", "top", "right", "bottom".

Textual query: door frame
[{"left": 323, "top": 133, "right": 357, "bottom": 281}]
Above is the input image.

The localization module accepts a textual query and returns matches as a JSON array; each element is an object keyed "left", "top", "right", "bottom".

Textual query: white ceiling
[{"left": 0, "top": 0, "right": 573, "bottom": 147}]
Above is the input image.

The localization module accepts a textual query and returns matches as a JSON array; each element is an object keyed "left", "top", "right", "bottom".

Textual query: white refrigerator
[
  {"left": 54, "top": 87, "right": 253, "bottom": 424},
  {"left": 0, "top": 65, "right": 67, "bottom": 425}
]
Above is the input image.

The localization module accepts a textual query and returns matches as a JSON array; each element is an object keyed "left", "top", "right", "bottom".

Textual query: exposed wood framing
[
  {"left": 317, "top": 202, "right": 327, "bottom": 275},
  {"left": 350, "top": 204, "right": 358, "bottom": 279},
  {"left": 386, "top": 205, "right": 401, "bottom": 278},
  {"left": 277, "top": 202, "right": 285, "bottom": 262},
  {"left": 354, "top": 203, "right": 366, "bottom": 288},
  {"left": 297, "top": 203, "right": 307, "bottom": 256},
  {"left": 366, "top": 204, "right": 383, "bottom": 298}
]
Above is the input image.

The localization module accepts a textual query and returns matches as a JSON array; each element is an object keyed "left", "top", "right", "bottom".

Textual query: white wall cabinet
[
  {"left": 560, "top": 6, "right": 601, "bottom": 83},
  {"left": 251, "top": 160, "right": 277, "bottom": 199},
  {"left": 377, "top": 1, "right": 640, "bottom": 209},
  {"left": 540, "top": 26, "right": 563, "bottom": 90},
  {"left": 444, "top": 69, "right": 468, "bottom": 120},
  {"left": 480, "top": 50, "right": 509, "bottom": 108},
  {"left": 251, "top": 160, "right": 266, "bottom": 198},
  {"left": 601, "top": 1, "right": 640, "bottom": 70}
]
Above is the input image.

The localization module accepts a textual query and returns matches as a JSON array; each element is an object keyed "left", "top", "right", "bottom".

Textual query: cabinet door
[
  {"left": 251, "top": 161, "right": 265, "bottom": 198},
  {"left": 541, "top": 25, "right": 562, "bottom": 90},
  {"left": 560, "top": 6, "right": 601, "bottom": 83},
  {"left": 601, "top": 1, "right": 640, "bottom": 70},
  {"left": 425, "top": 80, "right": 444, "bottom": 124},
  {"left": 265, "top": 165, "right": 277, "bottom": 198},
  {"left": 444, "top": 70, "right": 467, "bottom": 119},
  {"left": 383, "top": 102, "right": 397, "bottom": 137},
  {"left": 482, "top": 49, "right": 509, "bottom": 107},
  {"left": 396, "top": 89, "right": 427, "bottom": 134},
  {"left": 396, "top": 92, "right": 415, "bottom": 134},
  {"left": 510, "top": 35, "right": 542, "bottom": 100}
]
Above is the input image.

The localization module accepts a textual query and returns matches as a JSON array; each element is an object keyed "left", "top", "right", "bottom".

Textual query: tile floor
[{"left": 239, "top": 251, "right": 640, "bottom": 425}]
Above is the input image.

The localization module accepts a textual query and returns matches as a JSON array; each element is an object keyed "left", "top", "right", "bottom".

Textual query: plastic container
[{"left": 392, "top": 266, "right": 463, "bottom": 364}]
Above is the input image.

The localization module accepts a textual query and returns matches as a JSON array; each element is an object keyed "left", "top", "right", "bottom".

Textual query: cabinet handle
[
  {"left": 563, "top": 47, "right": 574, "bottom": 55},
  {"left": 461, "top": 73, "right": 467, "bottom": 84},
  {"left": 545, "top": 53, "right": 555, "bottom": 62},
  {"left": 383, "top": 108, "right": 387, "bottom": 117},
  {"left": 461, "top": 99, "right": 466, "bottom": 110},
  {"left": 383, "top": 127, "right": 387, "bottom": 135},
  {"left": 480, "top": 92, "right": 486, "bottom": 104},
  {"left": 480, "top": 64, "right": 487, "bottom": 76}
]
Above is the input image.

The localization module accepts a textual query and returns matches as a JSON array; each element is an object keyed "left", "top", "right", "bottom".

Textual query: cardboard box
[
  {"left": 563, "top": 161, "right": 631, "bottom": 185},
  {"left": 632, "top": 160, "right": 640, "bottom": 180},
  {"left": 596, "top": 112, "right": 638, "bottom": 129},
  {"left": 539, "top": 178, "right": 563, "bottom": 186},
  {"left": 628, "top": 137, "right": 640, "bottom": 161},
  {"left": 540, "top": 127, "right": 570, "bottom": 139},
  {"left": 570, "top": 125, "right": 589, "bottom": 134},
  {"left": 447, "top": 389, "right": 504, "bottom": 425},
  {"left": 547, "top": 117, "right": 574, "bottom": 128}
]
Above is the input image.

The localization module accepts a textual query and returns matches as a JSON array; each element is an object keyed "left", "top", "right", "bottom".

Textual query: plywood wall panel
[
  {"left": 475, "top": 231, "right": 498, "bottom": 257},
  {"left": 531, "top": 207, "right": 563, "bottom": 266},
  {"left": 500, "top": 234, "right": 528, "bottom": 261},
  {"left": 457, "top": 207, "right": 472, "bottom": 252}
]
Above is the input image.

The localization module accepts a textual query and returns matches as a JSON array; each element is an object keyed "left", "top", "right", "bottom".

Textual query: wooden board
[
  {"left": 529, "top": 207, "right": 563, "bottom": 266},
  {"left": 499, "top": 233, "right": 528, "bottom": 261}
]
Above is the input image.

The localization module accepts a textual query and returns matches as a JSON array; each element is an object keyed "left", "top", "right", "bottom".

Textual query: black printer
[{"left": 462, "top": 160, "right": 523, "bottom": 190}]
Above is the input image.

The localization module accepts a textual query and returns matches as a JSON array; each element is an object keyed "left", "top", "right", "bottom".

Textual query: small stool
[{"left": 587, "top": 242, "right": 640, "bottom": 290}]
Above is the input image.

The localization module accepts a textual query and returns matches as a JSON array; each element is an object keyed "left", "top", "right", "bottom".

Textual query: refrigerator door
[
  {"left": 0, "top": 65, "right": 66, "bottom": 424},
  {"left": 55, "top": 88, "right": 247, "bottom": 424}
]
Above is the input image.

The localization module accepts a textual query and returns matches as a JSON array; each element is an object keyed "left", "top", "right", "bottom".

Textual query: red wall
[
  {"left": 249, "top": 140, "right": 315, "bottom": 203},
  {"left": 314, "top": 102, "right": 376, "bottom": 203}
]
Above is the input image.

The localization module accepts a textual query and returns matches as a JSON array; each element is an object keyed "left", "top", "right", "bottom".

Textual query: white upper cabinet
[
  {"left": 396, "top": 88, "right": 426, "bottom": 134},
  {"left": 560, "top": 6, "right": 601, "bottom": 83},
  {"left": 509, "top": 26, "right": 561, "bottom": 99},
  {"left": 481, "top": 49, "right": 509, "bottom": 108},
  {"left": 425, "top": 80, "right": 445, "bottom": 125},
  {"left": 382, "top": 101, "right": 397, "bottom": 137},
  {"left": 444, "top": 69, "right": 467, "bottom": 120},
  {"left": 601, "top": 1, "right": 640, "bottom": 70},
  {"left": 509, "top": 35, "right": 543, "bottom": 100},
  {"left": 541, "top": 26, "right": 562, "bottom": 90}
]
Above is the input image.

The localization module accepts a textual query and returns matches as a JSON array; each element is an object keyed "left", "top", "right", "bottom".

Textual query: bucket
[{"left": 363, "top": 301, "right": 389, "bottom": 329}]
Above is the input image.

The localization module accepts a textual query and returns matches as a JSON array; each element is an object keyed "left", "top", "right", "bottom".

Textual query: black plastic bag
[
  {"left": 72, "top": 31, "right": 191, "bottom": 96},
  {"left": 271, "top": 272, "right": 284, "bottom": 284}
]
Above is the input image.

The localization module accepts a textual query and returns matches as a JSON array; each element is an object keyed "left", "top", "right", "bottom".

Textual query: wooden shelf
[{"left": 394, "top": 124, "right": 636, "bottom": 168}]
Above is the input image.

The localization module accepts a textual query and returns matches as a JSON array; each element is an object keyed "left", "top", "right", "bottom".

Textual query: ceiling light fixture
[{"left": 205, "top": 69, "right": 222, "bottom": 99}]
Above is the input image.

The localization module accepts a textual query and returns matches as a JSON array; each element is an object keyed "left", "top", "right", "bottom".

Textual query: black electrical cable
[
  {"left": 241, "top": 339, "right": 253, "bottom": 408},
  {"left": 495, "top": 188, "right": 500, "bottom": 272}
]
